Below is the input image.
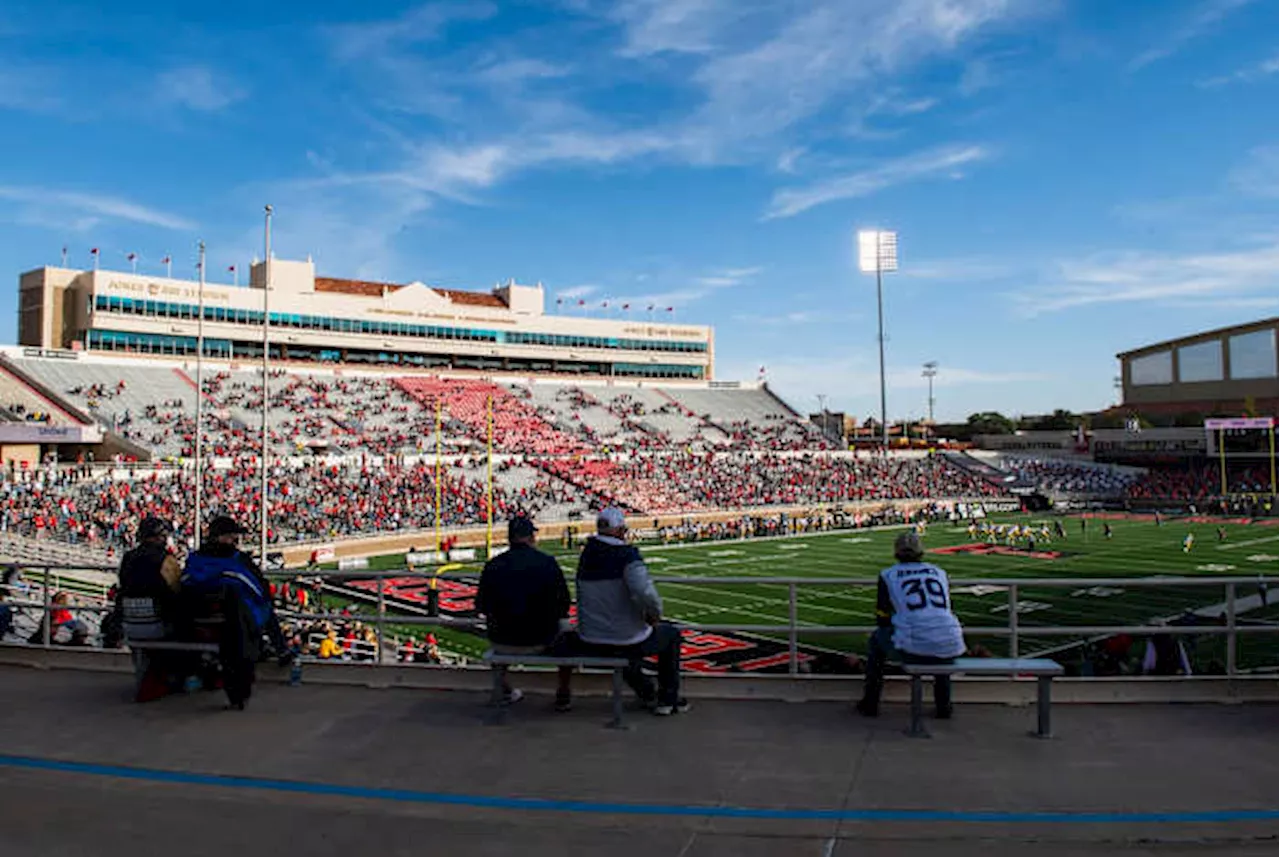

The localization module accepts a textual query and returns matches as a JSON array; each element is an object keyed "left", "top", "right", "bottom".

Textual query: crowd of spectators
[
  {"left": 998, "top": 457, "right": 1136, "bottom": 496},
  {"left": 0, "top": 450, "right": 1008, "bottom": 554},
  {"left": 1126, "top": 465, "right": 1275, "bottom": 503},
  {"left": 538, "top": 452, "right": 1002, "bottom": 514},
  {"left": 0, "top": 458, "right": 585, "bottom": 551}
]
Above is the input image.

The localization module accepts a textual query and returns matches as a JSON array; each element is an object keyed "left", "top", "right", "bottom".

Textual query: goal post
[{"left": 1204, "top": 417, "right": 1277, "bottom": 502}]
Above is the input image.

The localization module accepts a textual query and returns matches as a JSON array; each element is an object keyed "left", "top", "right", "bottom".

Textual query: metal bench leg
[
  {"left": 906, "top": 676, "right": 929, "bottom": 738},
  {"left": 606, "top": 667, "right": 629, "bottom": 730},
  {"left": 1031, "top": 676, "right": 1053, "bottom": 739}
]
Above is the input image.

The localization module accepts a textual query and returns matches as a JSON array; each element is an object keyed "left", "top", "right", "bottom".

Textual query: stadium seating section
[{"left": 21, "top": 354, "right": 1261, "bottom": 556}]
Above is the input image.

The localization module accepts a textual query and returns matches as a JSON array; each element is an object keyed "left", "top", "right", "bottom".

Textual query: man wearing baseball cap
[
  {"left": 573, "top": 507, "right": 687, "bottom": 716},
  {"left": 856, "top": 530, "right": 966, "bottom": 718},
  {"left": 477, "top": 515, "right": 573, "bottom": 710},
  {"left": 181, "top": 515, "right": 285, "bottom": 708}
]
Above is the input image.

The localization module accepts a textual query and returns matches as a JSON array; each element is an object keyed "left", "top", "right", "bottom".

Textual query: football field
[{"left": 331, "top": 513, "right": 1279, "bottom": 672}]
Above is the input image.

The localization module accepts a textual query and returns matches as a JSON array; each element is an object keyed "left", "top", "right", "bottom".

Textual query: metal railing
[{"left": 3, "top": 562, "right": 1276, "bottom": 677}]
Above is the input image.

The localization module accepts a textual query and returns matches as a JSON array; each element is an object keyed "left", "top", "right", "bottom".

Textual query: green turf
[{"left": 312, "top": 514, "right": 1280, "bottom": 671}]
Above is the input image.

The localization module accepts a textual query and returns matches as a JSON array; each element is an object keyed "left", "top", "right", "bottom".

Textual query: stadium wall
[{"left": 1118, "top": 317, "right": 1278, "bottom": 416}]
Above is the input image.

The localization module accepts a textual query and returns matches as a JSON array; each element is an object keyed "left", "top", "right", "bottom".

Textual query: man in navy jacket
[{"left": 477, "top": 516, "right": 573, "bottom": 710}]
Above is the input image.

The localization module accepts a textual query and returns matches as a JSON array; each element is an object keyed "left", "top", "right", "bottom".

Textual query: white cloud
[
  {"left": 723, "top": 353, "right": 1042, "bottom": 418},
  {"left": 556, "top": 284, "right": 598, "bottom": 300},
  {"left": 763, "top": 144, "right": 993, "bottom": 219},
  {"left": 603, "top": 264, "right": 760, "bottom": 310},
  {"left": 898, "top": 257, "right": 1014, "bottom": 281},
  {"left": 325, "top": 3, "right": 497, "bottom": 60},
  {"left": 1227, "top": 146, "right": 1279, "bottom": 198},
  {"left": 1129, "top": 0, "right": 1255, "bottom": 70},
  {"left": 1196, "top": 56, "right": 1278, "bottom": 87},
  {"left": 154, "top": 66, "right": 246, "bottom": 112},
  {"left": 295, "top": 1, "right": 1037, "bottom": 271},
  {"left": 1013, "top": 243, "right": 1279, "bottom": 317},
  {"left": 0, "top": 61, "right": 62, "bottom": 113},
  {"left": 0, "top": 186, "right": 196, "bottom": 231}
]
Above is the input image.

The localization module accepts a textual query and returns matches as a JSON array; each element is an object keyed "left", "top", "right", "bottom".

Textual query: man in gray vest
[{"left": 575, "top": 507, "right": 688, "bottom": 716}]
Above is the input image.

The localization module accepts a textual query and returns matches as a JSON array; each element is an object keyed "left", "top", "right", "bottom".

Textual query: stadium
[{"left": 0, "top": 248, "right": 1274, "bottom": 671}]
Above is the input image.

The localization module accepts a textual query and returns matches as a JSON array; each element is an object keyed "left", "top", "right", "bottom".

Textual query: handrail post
[
  {"left": 41, "top": 567, "right": 52, "bottom": 647},
  {"left": 1225, "top": 582, "right": 1236, "bottom": 677},
  {"left": 1007, "top": 584, "right": 1019, "bottom": 659},
  {"left": 787, "top": 582, "right": 798, "bottom": 676},
  {"left": 376, "top": 573, "right": 386, "bottom": 668}
]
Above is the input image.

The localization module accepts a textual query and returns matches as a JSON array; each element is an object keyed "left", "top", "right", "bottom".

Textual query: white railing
[{"left": 3, "top": 562, "right": 1276, "bottom": 677}]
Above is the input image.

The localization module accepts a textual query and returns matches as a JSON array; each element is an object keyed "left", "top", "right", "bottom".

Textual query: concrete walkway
[{"left": 0, "top": 666, "right": 1274, "bottom": 856}]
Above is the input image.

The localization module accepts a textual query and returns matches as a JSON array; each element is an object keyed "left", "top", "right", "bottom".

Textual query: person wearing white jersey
[{"left": 856, "top": 531, "right": 967, "bottom": 718}]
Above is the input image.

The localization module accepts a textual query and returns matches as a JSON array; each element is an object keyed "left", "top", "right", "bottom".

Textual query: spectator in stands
[
  {"left": 318, "top": 628, "right": 342, "bottom": 659},
  {"left": 27, "top": 590, "right": 90, "bottom": 646},
  {"left": 476, "top": 515, "right": 573, "bottom": 711},
  {"left": 856, "top": 531, "right": 966, "bottom": 719},
  {"left": 573, "top": 507, "right": 688, "bottom": 716}
]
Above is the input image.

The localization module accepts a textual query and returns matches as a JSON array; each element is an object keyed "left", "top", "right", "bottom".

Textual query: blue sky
[{"left": 0, "top": 0, "right": 1276, "bottom": 422}]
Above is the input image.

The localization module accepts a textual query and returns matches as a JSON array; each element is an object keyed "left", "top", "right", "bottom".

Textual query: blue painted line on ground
[{"left": 0, "top": 754, "right": 1274, "bottom": 824}]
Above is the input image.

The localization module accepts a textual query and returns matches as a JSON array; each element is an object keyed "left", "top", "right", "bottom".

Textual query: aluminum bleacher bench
[
  {"left": 482, "top": 649, "right": 631, "bottom": 728},
  {"left": 901, "top": 657, "right": 1065, "bottom": 739}
]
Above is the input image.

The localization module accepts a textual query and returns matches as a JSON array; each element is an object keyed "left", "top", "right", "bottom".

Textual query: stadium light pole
[
  {"left": 260, "top": 205, "right": 272, "bottom": 566},
  {"left": 194, "top": 240, "right": 206, "bottom": 548},
  {"left": 858, "top": 230, "right": 898, "bottom": 448},
  {"left": 922, "top": 361, "right": 938, "bottom": 426}
]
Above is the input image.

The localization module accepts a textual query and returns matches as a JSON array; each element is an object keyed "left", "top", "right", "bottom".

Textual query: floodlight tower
[
  {"left": 857, "top": 230, "right": 898, "bottom": 447},
  {"left": 922, "top": 361, "right": 939, "bottom": 425}
]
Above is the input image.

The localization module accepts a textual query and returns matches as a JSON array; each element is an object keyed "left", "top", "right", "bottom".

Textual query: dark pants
[
  {"left": 860, "top": 627, "right": 953, "bottom": 714},
  {"left": 571, "top": 622, "right": 683, "bottom": 705}
]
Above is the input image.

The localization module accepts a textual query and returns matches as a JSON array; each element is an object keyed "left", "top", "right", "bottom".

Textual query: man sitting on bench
[
  {"left": 573, "top": 507, "right": 688, "bottom": 717},
  {"left": 476, "top": 515, "right": 574, "bottom": 711},
  {"left": 857, "top": 531, "right": 966, "bottom": 719}
]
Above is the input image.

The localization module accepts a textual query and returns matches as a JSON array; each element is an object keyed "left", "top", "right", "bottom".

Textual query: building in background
[
  {"left": 1117, "top": 318, "right": 1277, "bottom": 418},
  {"left": 18, "top": 261, "right": 714, "bottom": 381}
]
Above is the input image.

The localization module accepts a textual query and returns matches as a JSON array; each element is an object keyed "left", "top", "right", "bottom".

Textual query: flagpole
[
  {"left": 434, "top": 399, "right": 442, "bottom": 552},
  {"left": 165, "top": 256, "right": 172, "bottom": 279},
  {"left": 194, "top": 241, "right": 206, "bottom": 548},
  {"left": 260, "top": 205, "right": 272, "bottom": 566},
  {"left": 60, "top": 246, "right": 67, "bottom": 267},
  {"left": 486, "top": 394, "right": 494, "bottom": 557}
]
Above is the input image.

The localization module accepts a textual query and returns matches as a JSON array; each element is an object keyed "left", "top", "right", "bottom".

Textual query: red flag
[
  {"left": 665, "top": 306, "right": 673, "bottom": 312},
  {"left": 90, "top": 248, "right": 99, "bottom": 255},
  {"left": 622, "top": 303, "right": 630, "bottom": 310},
  {"left": 161, "top": 256, "right": 171, "bottom": 264},
  {"left": 601, "top": 300, "right": 609, "bottom": 308},
  {"left": 228, "top": 265, "right": 236, "bottom": 272},
  {"left": 127, "top": 253, "right": 137, "bottom": 262},
  {"left": 577, "top": 299, "right": 585, "bottom": 306}
]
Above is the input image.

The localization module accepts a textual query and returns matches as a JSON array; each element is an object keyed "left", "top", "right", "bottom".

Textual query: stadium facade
[
  {"left": 19, "top": 260, "right": 714, "bottom": 380},
  {"left": 1117, "top": 317, "right": 1278, "bottom": 417}
]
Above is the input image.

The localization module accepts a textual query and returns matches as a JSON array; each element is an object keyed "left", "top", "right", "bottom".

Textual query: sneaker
[
  {"left": 502, "top": 688, "right": 524, "bottom": 706},
  {"left": 652, "top": 698, "right": 691, "bottom": 716},
  {"left": 554, "top": 692, "right": 572, "bottom": 713},
  {"left": 855, "top": 699, "right": 878, "bottom": 718}
]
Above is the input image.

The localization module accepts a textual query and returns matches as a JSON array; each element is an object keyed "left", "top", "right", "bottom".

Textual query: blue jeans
[
  {"left": 570, "top": 622, "right": 682, "bottom": 706},
  {"left": 860, "top": 627, "right": 953, "bottom": 713}
]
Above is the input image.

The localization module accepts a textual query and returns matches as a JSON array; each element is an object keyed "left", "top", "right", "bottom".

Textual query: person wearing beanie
[{"left": 856, "top": 530, "right": 966, "bottom": 719}]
